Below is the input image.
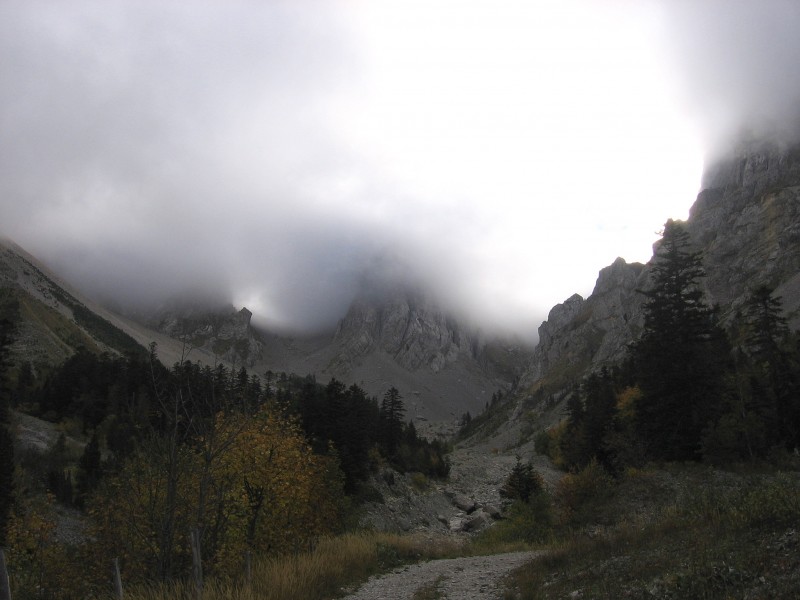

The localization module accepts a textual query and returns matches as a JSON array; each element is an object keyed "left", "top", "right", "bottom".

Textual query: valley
[{"left": 1, "top": 139, "right": 799, "bottom": 599}]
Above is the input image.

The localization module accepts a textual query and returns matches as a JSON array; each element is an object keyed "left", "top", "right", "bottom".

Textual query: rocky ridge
[
  {"left": 147, "top": 304, "right": 264, "bottom": 367},
  {"left": 331, "top": 290, "right": 481, "bottom": 373},
  {"left": 689, "top": 141, "right": 800, "bottom": 325},
  {"left": 515, "top": 140, "right": 800, "bottom": 412}
]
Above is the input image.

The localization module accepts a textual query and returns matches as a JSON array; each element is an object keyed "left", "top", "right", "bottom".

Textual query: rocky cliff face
[
  {"left": 520, "top": 258, "right": 646, "bottom": 394},
  {"left": 331, "top": 290, "right": 480, "bottom": 373},
  {"left": 519, "top": 139, "right": 800, "bottom": 402},
  {"left": 689, "top": 142, "right": 800, "bottom": 325},
  {"left": 148, "top": 304, "right": 264, "bottom": 367}
]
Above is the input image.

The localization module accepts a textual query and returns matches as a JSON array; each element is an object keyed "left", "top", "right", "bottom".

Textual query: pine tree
[
  {"left": 582, "top": 368, "right": 617, "bottom": 470},
  {"left": 0, "top": 424, "right": 13, "bottom": 544},
  {"left": 0, "top": 313, "right": 16, "bottom": 543},
  {"left": 379, "top": 386, "right": 405, "bottom": 460},
  {"left": 0, "top": 315, "right": 15, "bottom": 423},
  {"left": 500, "top": 458, "right": 544, "bottom": 503},
  {"left": 741, "top": 286, "right": 800, "bottom": 449},
  {"left": 634, "top": 220, "right": 730, "bottom": 461},
  {"left": 77, "top": 432, "right": 102, "bottom": 506}
]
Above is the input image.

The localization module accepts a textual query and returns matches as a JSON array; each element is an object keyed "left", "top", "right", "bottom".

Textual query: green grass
[
  {"left": 17, "top": 292, "right": 100, "bottom": 355},
  {"left": 502, "top": 468, "right": 800, "bottom": 599}
]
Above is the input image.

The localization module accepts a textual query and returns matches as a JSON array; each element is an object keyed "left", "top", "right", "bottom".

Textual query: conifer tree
[
  {"left": 634, "top": 220, "right": 729, "bottom": 461},
  {"left": 741, "top": 286, "right": 800, "bottom": 449},
  {"left": 0, "top": 425, "right": 12, "bottom": 544},
  {"left": 77, "top": 432, "right": 102, "bottom": 506},
  {"left": 0, "top": 308, "right": 17, "bottom": 544},
  {"left": 379, "top": 386, "right": 405, "bottom": 459}
]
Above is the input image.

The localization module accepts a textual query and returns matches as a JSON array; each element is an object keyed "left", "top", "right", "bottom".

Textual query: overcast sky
[{"left": 2, "top": 1, "right": 799, "bottom": 337}]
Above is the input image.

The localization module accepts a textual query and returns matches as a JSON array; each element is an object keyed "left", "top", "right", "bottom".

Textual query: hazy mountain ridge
[
  {"left": 144, "top": 303, "right": 265, "bottom": 368},
  {"left": 516, "top": 140, "right": 800, "bottom": 411},
  {"left": 331, "top": 291, "right": 481, "bottom": 373},
  {"left": 6, "top": 142, "right": 797, "bottom": 424},
  {"left": 0, "top": 239, "right": 140, "bottom": 369},
  {"left": 0, "top": 239, "right": 232, "bottom": 372},
  {"left": 689, "top": 142, "right": 800, "bottom": 323}
]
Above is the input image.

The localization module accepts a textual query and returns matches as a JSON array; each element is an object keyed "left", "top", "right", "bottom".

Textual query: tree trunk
[{"left": 0, "top": 548, "right": 11, "bottom": 600}]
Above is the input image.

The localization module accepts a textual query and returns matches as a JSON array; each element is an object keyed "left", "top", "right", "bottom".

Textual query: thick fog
[
  {"left": 1, "top": 1, "right": 797, "bottom": 337},
  {"left": 656, "top": 0, "right": 800, "bottom": 162}
]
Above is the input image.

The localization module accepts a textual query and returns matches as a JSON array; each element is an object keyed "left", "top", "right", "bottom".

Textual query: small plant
[
  {"left": 554, "top": 459, "right": 615, "bottom": 526},
  {"left": 410, "top": 472, "right": 430, "bottom": 492}
]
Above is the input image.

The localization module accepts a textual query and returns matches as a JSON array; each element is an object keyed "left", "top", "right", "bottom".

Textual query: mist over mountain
[
  {"left": 657, "top": 1, "right": 800, "bottom": 161},
  {"left": 1, "top": 1, "right": 799, "bottom": 342}
]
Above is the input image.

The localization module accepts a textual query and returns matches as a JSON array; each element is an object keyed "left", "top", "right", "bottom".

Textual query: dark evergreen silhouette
[
  {"left": 558, "top": 368, "right": 619, "bottom": 472},
  {"left": 500, "top": 458, "right": 545, "bottom": 503},
  {"left": 634, "top": 220, "right": 730, "bottom": 461},
  {"left": 379, "top": 386, "right": 405, "bottom": 460},
  {"left": 0, "top": 424, "right": 13, "bottom": 545},
  {"left": 77, "top": 432, "right": 102, "bottom": 506},
  {"left": 0, "top": 307, "right": 17, "bottom": 544}
]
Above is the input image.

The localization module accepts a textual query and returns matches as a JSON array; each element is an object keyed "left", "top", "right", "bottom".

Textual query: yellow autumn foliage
[{"left": 88, "top": 405, "right": 345, "bottom": 583}]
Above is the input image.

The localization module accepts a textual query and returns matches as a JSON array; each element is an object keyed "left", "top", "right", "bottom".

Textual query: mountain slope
[
  {"left": 514, "top": 139, "right": 800, "bottom": 420},
  {"left": 249, "top": 287, "right": 532, "bottom": 422},
  {"left": 0, "top": 239, "right": 226, "bottom": 371}
]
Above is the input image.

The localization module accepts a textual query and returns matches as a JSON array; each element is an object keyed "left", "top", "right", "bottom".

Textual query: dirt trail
[{"left": 340, "top": 550, "right": 538, "bottom": 600}]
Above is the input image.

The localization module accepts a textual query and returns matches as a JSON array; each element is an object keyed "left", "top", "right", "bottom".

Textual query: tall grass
[
  {"left": 505, "top": 469, "right": 800, "bottom": 599},
  {"left": 123, "top": 531, "right": 464, "bottom": 600}
]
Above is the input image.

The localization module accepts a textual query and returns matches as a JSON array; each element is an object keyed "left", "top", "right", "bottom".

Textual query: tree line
[
  {"left": 539, "top": 219, "right": 800, "bottom": 472},
  {"left": 0, "top": 327, "right": 449, "bottom": 595}
]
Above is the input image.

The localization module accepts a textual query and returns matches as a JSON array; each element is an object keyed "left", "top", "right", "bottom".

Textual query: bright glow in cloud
[{"left": 6, "top": 0, "right": 789, "bottom": 339}]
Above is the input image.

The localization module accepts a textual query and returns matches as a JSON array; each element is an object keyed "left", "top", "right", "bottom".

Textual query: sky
[{"left": 2, "top": 1, "right": 799, "bottom": 338}]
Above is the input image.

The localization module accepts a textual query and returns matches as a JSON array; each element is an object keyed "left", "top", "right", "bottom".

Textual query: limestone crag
[
  {"left": 331, "top": 291, "right": 480, "bottom": 373},
  {"left": 689, "top": 142, "right": 800, "bottom": 326},
  {"left": 151, "top": 305, "right": 263, "bottom": 367},
  {"left": 518, "top": 139, "right": 800, "bottom": 407},
  {"left": 521, "top": 258, "right": 645, "bottom": 392}
]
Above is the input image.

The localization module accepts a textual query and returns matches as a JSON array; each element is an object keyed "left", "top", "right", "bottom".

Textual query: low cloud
[
  {"left": 2, "top": 2, "right": 797, "bottom": 340},
  {"left": 655, "top": 0, "right": 800, "bottom": 161}
]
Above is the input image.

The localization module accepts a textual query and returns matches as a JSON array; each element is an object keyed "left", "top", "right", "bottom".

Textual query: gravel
[{"left": 340, "top": 551, "right": 540, "bottom": 600}]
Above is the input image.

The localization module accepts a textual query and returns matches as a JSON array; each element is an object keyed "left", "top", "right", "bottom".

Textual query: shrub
[
  {"left": 410, "top": 472, "right": 429, "bottom": 492},
  {"left": 475, "top": 495, "right": 553, "bottom": 548},
  {"left": 500, "top": 459, "right": 545, "bottom": 503},
  {"left": 533, "top": 429, "right": 550, "bottom": 456},
  {"left": 554, "top": 459, "right": 615, "bottom": 526}
]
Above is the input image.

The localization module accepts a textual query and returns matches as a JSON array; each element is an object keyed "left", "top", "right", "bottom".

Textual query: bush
[
  {"left": 475, "top": 495, "right": 553, "bottom": 548},
  {"left": 533, "top": 429, "right": 551, "bottom": 456},
  {"left": 554, "top": 459, "right": 615, "bottom": 526},
  {"left": 500, "top": 459, "right": 545, "bottom": 503},
  {"left": 410, "top": 472, "right": 429, "bottom": 492}
]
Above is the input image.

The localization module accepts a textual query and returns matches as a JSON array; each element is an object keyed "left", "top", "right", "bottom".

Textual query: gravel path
[{"left": 340, "top": 551, "right": 538, "bottom": 600}]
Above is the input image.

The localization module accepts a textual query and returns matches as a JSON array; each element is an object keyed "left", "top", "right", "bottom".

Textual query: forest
[
  {"left": 0, "top": 321, "right": 449, "bottom": 597},
  {"left": 536, "top": 220, "right": 800, "bottom": 473},
  {"left": 0, "top": 221, "right": 799, "bottom": 599}
]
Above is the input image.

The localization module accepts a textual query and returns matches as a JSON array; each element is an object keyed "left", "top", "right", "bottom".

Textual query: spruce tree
[
  {"left": 742, "top": 286, "right": 800, "bottom": 449},
  {"left": 0, "top": 313, "right": 15, "bottom": 543},
  {"left": 0, "top": 425, "right": 12, "bottom": 544},
  {"left": 379, "top": 386, "right": 405, "bottom": 460},
  {"left": 634, "top": 220, "right": 729, "bottom": 461}
]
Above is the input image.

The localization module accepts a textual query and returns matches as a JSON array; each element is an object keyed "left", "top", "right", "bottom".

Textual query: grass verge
[
  {"left": 503, "top": 470, "right": 800, "bottom": 599},
  {"left": 122, "top": 531, "right": 464, "bottom": 600}
]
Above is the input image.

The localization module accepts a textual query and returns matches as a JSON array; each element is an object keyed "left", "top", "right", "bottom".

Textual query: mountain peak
[{"left": 332, "top": 287, "right": 478, "bottom": 373}]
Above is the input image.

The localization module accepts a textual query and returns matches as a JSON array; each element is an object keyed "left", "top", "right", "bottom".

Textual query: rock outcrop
[
  {"left": 149, "top": 304, "right": 263, "bottom": 367},
  {"left": 689, "top": 142, "right": 800, "bottom": 326},
  {"left": 521, "top": 258, "right": 646, "bottom": 393},
  {"left": 330, "top": 289, "right": 481, "bottom": 373},
  {"left": 519, "top": 139, "right": 800, "bottom": 404}
]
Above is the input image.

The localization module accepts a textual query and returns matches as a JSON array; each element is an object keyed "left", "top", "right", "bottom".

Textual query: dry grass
[{"left": 122, "top": 531, "right": 464, "bottom": 600}]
